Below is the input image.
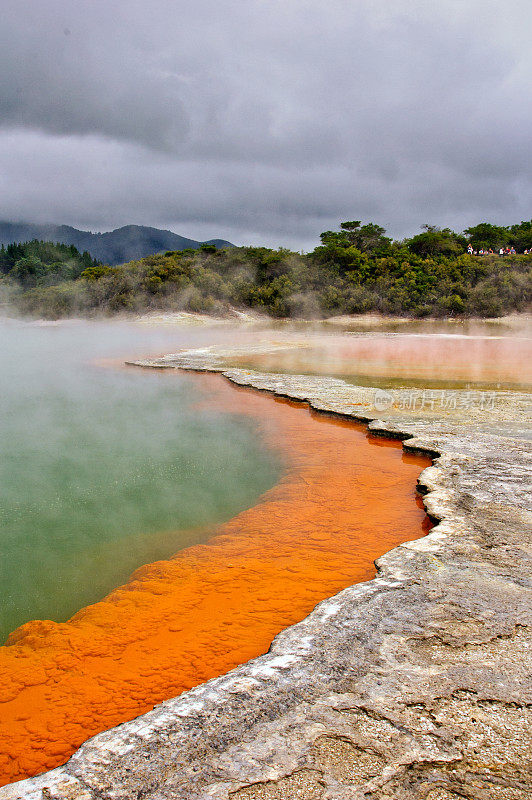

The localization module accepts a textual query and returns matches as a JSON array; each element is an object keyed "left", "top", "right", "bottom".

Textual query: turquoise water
[{"left": 0, "top": 320, "right": 281, "bottom": 642}]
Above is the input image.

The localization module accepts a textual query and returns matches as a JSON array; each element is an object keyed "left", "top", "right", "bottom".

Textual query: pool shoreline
[{"left": 2, "top": 342, "right": 531, "bottom": 800}]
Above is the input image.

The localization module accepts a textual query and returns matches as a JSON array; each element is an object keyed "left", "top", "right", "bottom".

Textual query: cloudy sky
[{"left": 1, "top": 0, "right": 531, "bottom": 249}]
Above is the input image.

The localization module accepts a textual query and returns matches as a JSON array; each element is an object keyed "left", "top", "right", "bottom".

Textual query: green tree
[
  {"left": 406, "top": 226, "right": 466, "bottom": 258},
  {"left": 508, "top": 220, "right": 532, "bottom": 251},
  {"left": 11, "top": 256, "right": 47, "bottom": 287},
  {"left": 340, "top": 221, "right": 391, "bottom": 252},
  {"left": 464, "top": 223, "right": 508, "bottom": 250}
]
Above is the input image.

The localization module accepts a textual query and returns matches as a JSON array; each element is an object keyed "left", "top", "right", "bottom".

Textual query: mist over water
[
  {"left": 234, "top": 321, "right": 532, "bottom": 392},
  {"left": 0, "top": 320, "right": 281, "bottom": 641}
]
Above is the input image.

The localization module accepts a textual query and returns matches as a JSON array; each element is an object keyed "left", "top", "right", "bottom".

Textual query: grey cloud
[
  {"left": 0, "top": 0, "right": 190, "bottom": 149},
  {"left": 0, "top": 0, "right": 531, "bottom": 247}
]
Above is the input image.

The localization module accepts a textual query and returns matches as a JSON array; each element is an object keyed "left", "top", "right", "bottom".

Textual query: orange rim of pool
[{"left": 0, "top": 371, "right": 431, "bottom": 786}]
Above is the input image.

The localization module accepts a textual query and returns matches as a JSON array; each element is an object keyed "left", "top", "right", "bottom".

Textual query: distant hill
[{"left": 0, "top": 222, "right": 234, "bottom": 265}]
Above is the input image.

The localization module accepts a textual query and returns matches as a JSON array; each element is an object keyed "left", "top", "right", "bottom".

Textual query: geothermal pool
[
  {"left": 233, "top": 325, "right": 532, "bottom": 391},
  {"left": 0, "top": 319, "right": 434, "bottom": 786},
  {"left": 0, "top": 320, "right": 282, "bottom": 641}
]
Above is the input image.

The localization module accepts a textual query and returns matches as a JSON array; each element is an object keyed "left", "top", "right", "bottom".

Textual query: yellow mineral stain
[{"left": 0, "top": 372, "right": 430, "bottom": 786}]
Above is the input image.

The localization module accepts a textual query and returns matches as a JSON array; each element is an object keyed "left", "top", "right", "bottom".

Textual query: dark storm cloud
[{"left": 0, "top": 0, "right": 531, "bottom": 247}]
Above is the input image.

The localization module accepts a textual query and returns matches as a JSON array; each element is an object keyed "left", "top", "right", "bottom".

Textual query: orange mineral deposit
[{"left": 0, "top": 372, "right": 431, "bottom": 786}]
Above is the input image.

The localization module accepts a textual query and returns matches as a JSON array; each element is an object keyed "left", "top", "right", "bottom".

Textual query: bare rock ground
[{"left": 2, "top": 343, "right": 531, "bottom": 800}]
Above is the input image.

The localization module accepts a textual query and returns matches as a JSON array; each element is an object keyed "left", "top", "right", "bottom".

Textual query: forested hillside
[
  {"left": 2, "top": 221, "right": 531, "bottom": 319},
  {"left": 0, "top": 240, "right": 99, "bottom": 287},
  {"left": 0, "top": 223, "right": 233, "bottom": 265}
]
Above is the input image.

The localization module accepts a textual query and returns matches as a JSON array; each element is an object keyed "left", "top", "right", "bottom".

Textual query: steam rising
[{"left": 0, "top": 320, "right": 281, "bottom": 640}]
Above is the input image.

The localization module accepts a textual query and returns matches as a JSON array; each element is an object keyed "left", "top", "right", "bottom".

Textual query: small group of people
[{"left": 466, "top": 245, "right": 524, "bottom": 255}]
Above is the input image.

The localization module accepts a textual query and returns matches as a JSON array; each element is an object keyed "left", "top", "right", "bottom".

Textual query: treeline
[
  {"left": 0, "top": 240, "right": 99, "bottom": 285},
  {"left": 2, "top": 222, "right": 531, "bottom": 319}
]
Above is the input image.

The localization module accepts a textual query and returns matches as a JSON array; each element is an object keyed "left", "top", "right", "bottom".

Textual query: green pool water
[{"left": 0, "top": 320, "right": 281, "bottom": 642}]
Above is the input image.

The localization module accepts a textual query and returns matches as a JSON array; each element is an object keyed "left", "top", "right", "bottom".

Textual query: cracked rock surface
[{"left": 2, "top": 343, "right": 531, "bottom": 800}]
